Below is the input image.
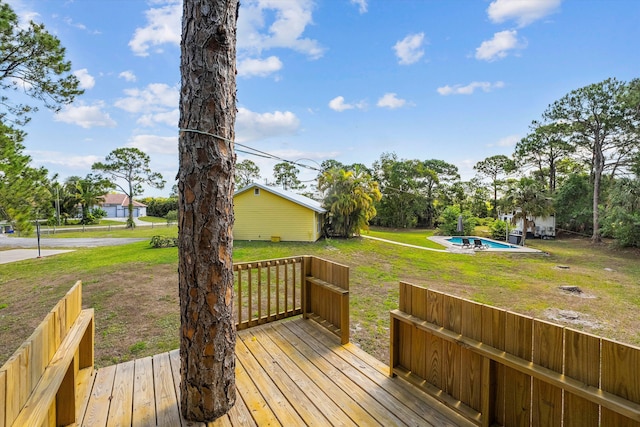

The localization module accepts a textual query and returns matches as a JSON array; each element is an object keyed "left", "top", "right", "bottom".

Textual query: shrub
[
  {"left": 150, "top": 235, "right": 179, "bottom": 248},
  {"left": 490, "top": 220, "right": 508, "bottom": 241},
  {"left": 165, "top": 210, "right": 178, "bottom": 224}
]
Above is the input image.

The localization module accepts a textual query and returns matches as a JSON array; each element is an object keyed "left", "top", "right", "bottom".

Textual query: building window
[{"left": 254, "top": 188, "right": 260, "bottom": 196}]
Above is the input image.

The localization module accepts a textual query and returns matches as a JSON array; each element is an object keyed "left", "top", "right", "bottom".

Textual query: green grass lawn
[
  {"left": 1, "top": 227, "right": 639, "bottom": 367},
  {"left": 364, "top": 227, "right": 446, "bottom": 249}
]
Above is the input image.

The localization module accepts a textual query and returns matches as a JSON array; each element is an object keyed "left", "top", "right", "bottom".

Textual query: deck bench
[
  {"left": 1, "top": 282, "right": 94, "bottom": 427},
  {"left": 304, "top": 275, "right": 349, "bottom": 344}
]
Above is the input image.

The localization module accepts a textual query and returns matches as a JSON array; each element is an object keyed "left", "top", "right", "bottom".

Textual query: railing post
[
  {"left": 340, "top": 290, "right": 349, "bottom": 344},
  {"left": 302, "top": 256, "right": 311, "bottom": 319}
]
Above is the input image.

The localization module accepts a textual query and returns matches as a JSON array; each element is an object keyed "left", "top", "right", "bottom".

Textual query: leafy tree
[
  {"left": 438, "top": 205, "right": 476, "bottom": 236},
  {"left": 273, "top": 161, "right": 304, "bottom": 191},
  {"left": 514, "top": 121, "right": 574, "bottom": 192},
  {"left": 504, "top": 177, "right": 554, "bottom": 245},
  {"left": 319, "top": 159, "right": 344, "bottom": 173},
  {"left": 235, "top": 159, "right": 261, "bottom": 188},
  {"left": 474, "top": 155, "right": 516, "bottom": 218},
  {"left": 92, "top": 147, "right": 165, "bottom": 228},
  {"left": 0, "top": 124, "right": 50, "bottom": 234},
  {"left": 543, "top": 78, "right": 640, "bottom": 242},
  {"left": 372, "top": 153, "right": 425, "bottom": 228},
  {"left": 139, "top": 196, "right": 178, "bottom": 218},
  {"left": 178, "top": 0, "right": 238, "bottom": 420},
  {"left": 419, "top": 159, "right": 460, "bottom": 227},
  {"left": 602, "top": 176, "right": 640, "bottom": 247},
  {"left": 554, "top": 173, "right": 592, "bottom": 234},
  {"left": 318, "top": 166, "right": 381, "bottom": 237},
  {"left": 460, "top": 178, "right": 490, "bottom": 218},
  {"left": 0, "top": 2, "right": 82, "bottom": 125}
]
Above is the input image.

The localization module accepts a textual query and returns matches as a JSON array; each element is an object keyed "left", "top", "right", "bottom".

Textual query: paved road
[{"left": 0, "top": 236, "right": 146, "bottom": 248}]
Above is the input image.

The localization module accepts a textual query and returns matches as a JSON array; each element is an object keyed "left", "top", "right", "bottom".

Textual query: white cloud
[
  {"left": 129, "top": 0, "right": 181, "bottom": 56},
  {"left": 328, "top": 96, "right": 367, "bottom": 112},
  {"left": 235, "top": 107, "right": 300, "bottom": 142},
  {"left": 350, "top": 0, "right": 368, "bottom": 14},
  {"left": 137, "top": 109, "right": 179, "bottom": 127},
  {"left": 114, "top": 83, "right": 179, "bottom": 114},
  {"left": 127, "top": 134, "right": 178, "bottom": 155},
  {"left": 494, "top": 134, "right": 520, "bottom": 147},
  {"left": 63, "top": 17, "right": 86, "bottom": 31},
  {"left": 437, "top": 81, "right": 505, "bottom": 95},
  {"left": 27, "top": 150, "right": 101, "bottom": 170},
  {"left": 393, "top": 33, "right": 426, "bottom": 65},
  {"left": 488, "top": 0, "right": 562, "bottom": 27},
  {"left": 329, "top": 96, "right": 352, "bottom": 112},
  {"left": 237, "top": 0, "right": 325, "bottom": 59},
  {"left": 475, "top": 30, "right": 523, "bottom": 61},
  {"left": 119, "top": 70, "right": 137, "bottom": 82},
  {"left": 54, "top": 101, "right": 116, "bottom": 128},
  {"left": 73, "top": 68, "right": 95, "bottom": 89},
  {"left": 238, "top": 56, "right": 283, "bottom": 78},
  {"left": 377, "top": 93, "right": 406, "bottom": 109}
]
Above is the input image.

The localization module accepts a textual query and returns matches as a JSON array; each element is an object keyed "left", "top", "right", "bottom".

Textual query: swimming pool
[{"left": 446, "top": 236, "right": 518, "bottom": 249}]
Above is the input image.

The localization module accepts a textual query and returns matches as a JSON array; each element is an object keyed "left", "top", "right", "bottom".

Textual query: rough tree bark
[{"left": 178, "top": 0, "right": 238, "bottom": 421}]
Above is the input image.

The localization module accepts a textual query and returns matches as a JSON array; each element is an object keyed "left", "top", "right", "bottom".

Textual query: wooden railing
[
  {"left": 390, "top": 281, "right": 640, "bottom": 427},
  {"left": 0, "top": 281, "right": 94, "bottom": 427},
  {"left": 233, "top": 255, "right": 349, "bottom": 343}
]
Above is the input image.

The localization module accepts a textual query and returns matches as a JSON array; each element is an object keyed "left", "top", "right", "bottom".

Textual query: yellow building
[{"left": 234, "top": 183, "right": 326, "bottom": 242}]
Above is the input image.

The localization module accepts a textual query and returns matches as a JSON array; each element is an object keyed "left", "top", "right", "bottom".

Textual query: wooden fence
[
  {"left": 233, "top": 255, "right": 349, "bottom": 342},
  {"left": 390, "top": 281, "right": 640, "bottom": 427},
  {"left": 0, "top": 281, "right": 94, "bottom": 427}
]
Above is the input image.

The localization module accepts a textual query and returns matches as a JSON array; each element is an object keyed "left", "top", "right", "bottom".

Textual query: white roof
[{"left": 235, "top": 182, "right": 326, "bottom": 214}]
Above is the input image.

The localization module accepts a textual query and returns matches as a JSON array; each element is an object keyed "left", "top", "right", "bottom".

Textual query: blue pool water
[{"left": 447, "top": 236, "right": 517, "bottom": 249}]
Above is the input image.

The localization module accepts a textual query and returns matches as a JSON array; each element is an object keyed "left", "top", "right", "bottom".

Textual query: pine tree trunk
[{"left": 178, "top": 0, "right": 238, "bottom": 421}]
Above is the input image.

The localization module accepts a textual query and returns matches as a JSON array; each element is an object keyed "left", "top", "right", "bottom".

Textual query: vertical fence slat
[
  {"left": 3, "top": 356, "right": 20, "bottom": 426},
  {"left": 564, "top": 329, "right": 600, "bottom": 427},
  {"left": 426, "top": 290, "right": 443, "bottom": 390},
  {"left": 482, "top": 304, "right": 506, "bottom": 426},
  {"left": 0, "top": 369, "right": 5, "bottom": 427},
  {"left": 284, "top": 260, "right": 289, "bottom": 315},
  {"left": 601, "top": 339, "right": 640, "bottom": 426},
  {"left": 397, "top": 283, "right": 412, "bottom": 370},
  {"left": 237, "top": 267, "right": 243, "bottom": 327},
  {"left": 410, "top": 286, "right": 427, "bottom": 379},
  {"left": 267, "top": 262, "right": 272, "bottom": 322},
  {"left": 503, "top": 311, "right": 532, "bottom": 427},
  {"left": 460, "top": 299, "right": 483, "bottom": 412},
  {"left": 443, "top": 294, "right": 461, "bottom": 399},
  {"left": 532, "top": 320, "right": 563, "bottom": 427},
  {"left": 275, "top": 261, "right": 280, "bottom": 316},
  {"left": 257, "top": 263, "right": 262, "bottom": 322},
  {"left": 247, "top": 264, "right": 253, "bottom": 325}
]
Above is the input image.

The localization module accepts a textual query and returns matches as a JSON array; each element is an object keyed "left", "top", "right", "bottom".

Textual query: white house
[
  {"left": 98, "top": 194, "right": 147, "bottom": 218},
  {"left": 501, "top": 210, "right": 556, "bottom": 239}
]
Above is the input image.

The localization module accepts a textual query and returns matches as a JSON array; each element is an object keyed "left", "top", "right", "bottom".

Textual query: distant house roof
[
  {"left": 235, "top": 182, "right": 326, "bottom": 214},
  {"left": 101, "top": 193, "right": 146, "bottom": 207}
]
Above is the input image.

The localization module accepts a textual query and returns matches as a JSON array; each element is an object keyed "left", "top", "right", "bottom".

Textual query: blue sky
[{"left": 7, "top": 0, "right": 640, "bottom": 197}]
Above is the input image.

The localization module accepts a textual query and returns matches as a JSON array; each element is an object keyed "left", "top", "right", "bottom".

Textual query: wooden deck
[{"left": 79, "top": 317, "right": 474, "bottom": 426}]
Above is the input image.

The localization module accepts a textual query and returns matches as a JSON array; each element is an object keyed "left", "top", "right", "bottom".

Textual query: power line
[{"left": 179, "top": 128, "right": 322, "bottom": 172}]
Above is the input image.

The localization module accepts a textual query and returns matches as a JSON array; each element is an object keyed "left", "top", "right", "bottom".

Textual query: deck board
[{"left": 81, "top": 317, "right": 473, "bottom": 426}]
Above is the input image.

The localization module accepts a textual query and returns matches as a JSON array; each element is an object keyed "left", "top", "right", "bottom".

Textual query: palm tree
[
  {"left": 69, "top": 174, "right": 112, "bottom": 224},
  {"left": 318, "top": 166, "right": 381, "bottom": 237},
  {"left": 505, "top": 177, "right": 554, "bottom": 245}
]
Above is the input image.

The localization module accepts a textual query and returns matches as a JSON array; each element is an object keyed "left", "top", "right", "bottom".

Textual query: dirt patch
[
  {"left": 0, "top": 265, "right": 180, "bottom": 367},
  {"left": 544, "top": 308, "right": 603, "bottom": 330}
]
